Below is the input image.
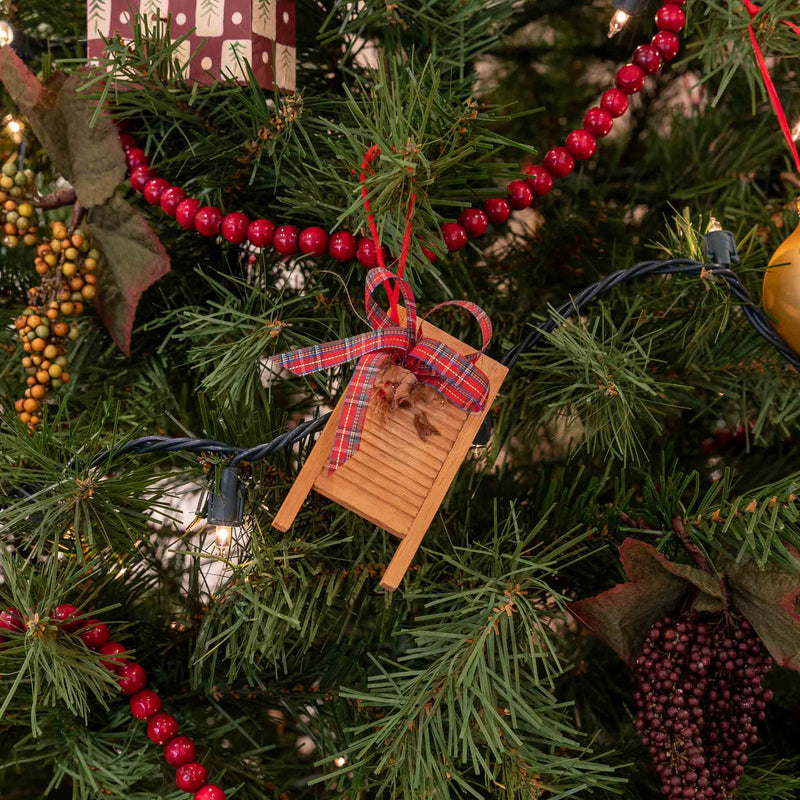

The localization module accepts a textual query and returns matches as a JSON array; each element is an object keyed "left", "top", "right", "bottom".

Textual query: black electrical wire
[{"left": 94, "top": 257, "right": 800, "bottom": 467}]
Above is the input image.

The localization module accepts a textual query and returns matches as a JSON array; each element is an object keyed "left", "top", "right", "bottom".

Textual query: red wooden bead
[
  {"left": 655, "top": 3, "right": 686, "bottom": 32},
  {"left": 457, "top": 208, "right": 489, "bottom": 238},
  {"left": 0, "top": 608, "right": 22, "bottom": 634},
  {"left": 126, "top": 147, "right": 149, "bottom": 169},
  {"left": 507, "top": 179, "right": 534, "bottom": 210},
  {"left": 220, "top": 212, "right": 249, "bottom": 244},
  {"left": 565, "top": 129, "right": 596, "bottom": 161},
  {"left": 583, "top": 107, "right": 613, "bottom": 138},
  {"left": 298, "top": 226, "right": 329, "bottom": 257},
  {"left": 194, "top": 206, "right": 223, "bottom": 238},
  {"left": 98, "top": 641, "right": 126, "bottom": 670},
  {"left": 357, "top": 237, "right": 380, "bottom": 267},
  {"left": 160, "top": 186, "right": 186, "bottom": 217},
  {"left": 246, "top": 219, "right": 275, "bottom": 248},
  {"left": 632, "top": 44, "right": 662, "bottom": 75},
  {"left": 652, "top": 30, "right": 680, "bottom": 61},
  {"left": 130, "top": 689, "right": 161, "bottom": 720},
  {"left": 147, "top": 712, "right": 178, "bottom": 745},
  {"left": 482, "top": 197, "right": 511, "bottom": 225},
  {"left": 130, "top": 165, "right": 155, "bottom": 193},
  {"left": 601, "top": 88, "right": 629, "bottom": 118},
  {"left": 177, "top": 763, "right": 209, "bottom": 793},
  {"left": 441, "top": 222, "right": 468, "bottom": 252},
  {"left": 328, "top": 230, "right": 357, "bottom": 261},
  {"left": 144, "top": 177, "right": 170, "bottom": 206},
  {"left": 165, "top": 735, "right": 197, "bottom": 767},
  {"left": 420, "top": 244, "right": 438, "bottom": 263},
  {"left": 176, "top": 198, "right": 200, "bottom": 230},
  {"left": 543, "top": 146, "right": 574, "bottom": 179},
  {"left": 273, "top": 225, "right": 300, "bottom": 255},
  {"left": 194, "top": 785, "right": 226, "bottom": 800},
  {"left": 117, "top": 662, "right": 148, "bottom": 695},
  {"left": 118, "top": 132, "right": 136, "bottom": 151},
  {"left": 79, "top": 619, "right": 110, "bottom": 650},
  {"left": 53, "top": 603, "right": 81, "bottom": 632},
  {"left": 615, "top": 64, "right": 646, "bottom": 95},
  {"left": 522, "top": 165, "right": 553, "bottom": 197}
]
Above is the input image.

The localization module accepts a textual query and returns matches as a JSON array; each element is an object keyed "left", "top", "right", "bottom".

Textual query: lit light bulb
[
  {"left": 793, "top": 120, "right": 800, "bottom": 142},
  {"left": 608, "top": 9, "right": 630, "bottom": 37},
  {"left": 7, "top": 119, "right": 21, "bottom": 135},
  {"left": 214, "top": 525, "right": 231, "bottom": 549},
  {"left": 0, "top": 21, "right": 13, "bottom": 47},
  {"left": 334, "top": 756, "right": 347, "bottom": 768},
  {"left": 3, "top": 115, "right": 23, "bottom": 143}
]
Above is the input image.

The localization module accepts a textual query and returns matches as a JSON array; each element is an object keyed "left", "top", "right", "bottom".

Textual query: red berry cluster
[
  {"left": 633, "top": 611, "right": 773, "bottom": 799},
  {"left": 119, "top": 3, "right": 683, "bottom": 267},
  {"left": 0, "top": 604, "right": 225, "bottom": 800}
]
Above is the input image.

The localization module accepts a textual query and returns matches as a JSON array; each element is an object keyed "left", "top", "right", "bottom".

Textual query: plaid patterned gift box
[{"left": 87, "top": 0, "right": 296, "bottom": 91}]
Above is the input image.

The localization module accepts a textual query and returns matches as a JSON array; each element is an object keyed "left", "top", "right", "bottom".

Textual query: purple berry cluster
[{"left": 633, "top": 611, "right": 774, "bottom": 798}]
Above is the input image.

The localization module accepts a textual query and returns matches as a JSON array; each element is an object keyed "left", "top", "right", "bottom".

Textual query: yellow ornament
[{"left": 763, "top": 200, "right": 800, "bottom": 355}]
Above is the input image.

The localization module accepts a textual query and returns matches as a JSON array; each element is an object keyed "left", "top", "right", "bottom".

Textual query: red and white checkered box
[{"left": 87, "top": 0, "right": 296, "bottom": 91}]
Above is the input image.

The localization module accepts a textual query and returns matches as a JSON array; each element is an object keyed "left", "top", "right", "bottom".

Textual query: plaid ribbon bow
[{"left": 277, "top": 267, "right": 493, "bottom": 473}]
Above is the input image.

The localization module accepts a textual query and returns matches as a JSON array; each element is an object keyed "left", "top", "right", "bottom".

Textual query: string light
[
  {"left": 608, "top": 9, "right": 630, "bottom": 37},
  {"left": 792, "top": 120, "right": 800, "bottom": 142},
  {"left": 0, "top": 21, "right": 13, "bottom": 47},
  {"left": 214, "top": 525, "right": 232, "bottom": 550},
  {"left": 3, "top": 114, "right": 23, "bottom": 144},
  {"left": 203, "top": 465, "right": 244, "bottom": 553}
]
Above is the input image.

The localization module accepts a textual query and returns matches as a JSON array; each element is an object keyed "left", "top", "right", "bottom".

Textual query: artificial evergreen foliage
[{"left": 2, "top": 0, "right": 800, "bottom": 797}]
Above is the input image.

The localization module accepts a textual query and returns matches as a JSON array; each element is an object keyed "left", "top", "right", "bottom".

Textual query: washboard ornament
[{"left": 272, "top": 147, "right": 507, "bottom": 591}]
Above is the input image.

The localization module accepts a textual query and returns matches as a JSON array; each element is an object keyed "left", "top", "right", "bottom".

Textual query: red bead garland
[
  {"left": 79, "top": 619, "right": 110, "bottom": 650},
  {"left": 165, "top": 735, "right": 197, "bottom": 767},
  {"left": 98, "top": 641, "right": 126, "bottom": 670},
  {"left": 53, "top": 603, "right": 81, "bottom": 631},
  {"left": 120, "top": 9, "right": 682, "bottom": 269},
  {"left": 130, "top": 689, "right": 162, "bottom": 720},
  {"left": 117, "top": 662, "right": 148, "bottom": 695},
  {"left": 177, "top": 763, "right": 209, "bottom": 792},
  {"left": 147, "top": 712, "right": 179, "bottom": 745}
]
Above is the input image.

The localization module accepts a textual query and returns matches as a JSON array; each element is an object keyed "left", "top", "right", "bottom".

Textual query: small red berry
[
  {"left": 615, "top": 64, "right": 646, "bottom": 95},
  {"left": 177, "top": 763, "right": 209, "bottom": 793},
  {"left": 543, "top": 147, "right": 574, "bottom": 179},
  {"left": 441, "top": 223, "right": 468, "bottom": 252},
  {"left": 79, "top": 619, "right": 110, "bottom": 651},
  {"left": 53, "top": 603, "right": 81, "bottom": 632},
  {"left": 165, "top": 736, "right": 197, "bottom": 767},
  {"left": 482, "top": 197, "right": 511, "bottom": 225},
  {"left": 632, "top": 44, "right": 662, "bottom": 75},
  {"left": 98, "top": 641, "right": 126, "bottom": 670},
  {"left": 328, "top": 230, "right": 357, "bottom": 261},
  {"left": 194, "top": 785, "right": 226, "bottom": 800},
  {"left": 420, "top": 244, "right": 438, "bottom": 263},
  {"left": 246, "top": 219, "right": 275, "bottom": 248},
  {"left": 126, "top": 147, "right": 149, "bottom": 169},
  {"left": 176, "top": 198, "right": 200, "bottom": 230},
  {"left": 583, "top": 109, "right": 612, "bottom": 140},
  {"left": 147, "top": 712, "right": 178, "bottom": 745},
  {"left": 655, "top": 3, "right": 686, "bottom": 32},
  {"left": 117, "top": 662, "right": 147, "bottom": 695},
  {"left": 565, "top": 129, "right": 596, "bottom": 161},
  {"left": 194, "top": 206, "right": 223, "bottom": 238},
  {"left": 522, "top": 165, "right": 554, "bottom": 197},
  {"left": 0, "top": 608, "right": 23, "bottom": 634},
  {"left": 130, "top": 689, "right": 161, "bottom": 720},
  {"left": 298, "top": 226, "right": 329, "bottom": 257},
  {"left": 601, "top": 88, "right": 629, "bottom": 118},
  {"left": 220, "top": 212, "right": 249, "bottom": 244},
  {"left": 356, "top": 237, "right": 380, "bottom": 267},
  {"left": 273, "top": 225, "right": 301, "bottom": 255},
  {"left": 507, "top": 180, "right": 534, "bottom": 210},
  {"left": 160, "top": 186, "right": 187, "bottom": 217},
  {"left": 652, "top": 30, "right": 680, "bottom": 61},
  {"left": 118, "top": 132, "right": 136, "bottom": 151},
  {"left": 130, "top": 165, "right": 154, "bottom": 192},
  {"left": 457, "top": 208, "right": 489, "bottom": 238},
  {"left": 143, "top": 177, "right": 170, "bottom": 206}
]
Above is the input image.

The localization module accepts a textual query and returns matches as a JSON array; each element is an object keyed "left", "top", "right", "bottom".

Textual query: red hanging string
[
  {"left": 742, "top": 0, "right": 800, "bottom": 173},
  {"left": 359, "top": 146, "right": 417, "bottom": 326}
]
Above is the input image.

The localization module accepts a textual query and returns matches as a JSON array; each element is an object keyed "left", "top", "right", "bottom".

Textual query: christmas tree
[{"left": 2, "top": 0, "right": 800, "bottom": 797}]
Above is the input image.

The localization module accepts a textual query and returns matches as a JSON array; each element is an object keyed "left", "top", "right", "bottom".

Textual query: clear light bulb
[
  {"left": 608, "top": 9, "right": 630, "bottom": 37},
  {"left": 214, "top": 525, "right": 232, "bottom": 549},
  {"left": 793, "top": 120, "right": 800, "bottom": 142},
  {"left": 7, "top": 119, "right": 21, "bottom": 135},
  {"left": 0, "top": 21, "right": 13, "bottom": 47}
]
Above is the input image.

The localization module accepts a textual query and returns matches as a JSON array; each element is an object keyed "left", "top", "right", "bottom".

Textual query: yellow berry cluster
[
  {"left": 13, "top": 222, "right": 99, "bottom": 430},
  {"left": 0, "top": 161, "right": 37, "bottom": 248}
]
